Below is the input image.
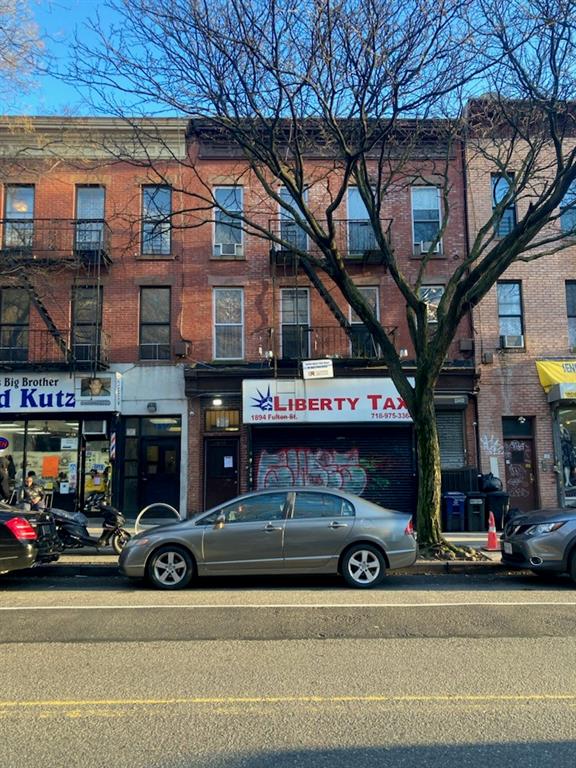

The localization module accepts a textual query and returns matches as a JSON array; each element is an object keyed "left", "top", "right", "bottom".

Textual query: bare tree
[
  {"left": 69, "top": 0, "right": 576, "bottom": 551},
  {"left": 0, "top": 0, "right": 42, "bottom": 100}
]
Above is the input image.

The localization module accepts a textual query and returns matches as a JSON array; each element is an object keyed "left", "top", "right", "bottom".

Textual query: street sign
[{"left": 302, "top": 359, "right": 334, "bottom": 380}]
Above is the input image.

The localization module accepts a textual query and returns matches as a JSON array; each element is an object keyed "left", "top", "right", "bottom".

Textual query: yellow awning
[{"left": 536, "top": 360, "right": 576, "bottom": 392}]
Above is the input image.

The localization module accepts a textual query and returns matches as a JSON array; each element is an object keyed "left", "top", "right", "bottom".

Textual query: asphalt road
[{"left": 1, "top": 567, "right": 576, "bottom": 768}]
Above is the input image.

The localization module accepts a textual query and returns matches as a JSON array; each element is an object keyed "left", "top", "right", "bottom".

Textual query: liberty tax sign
[{"left": 243, "top": 378, "right": 412, "bottom": 424}]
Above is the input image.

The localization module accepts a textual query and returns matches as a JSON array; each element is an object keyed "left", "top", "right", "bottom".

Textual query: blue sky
[{"left": 15, "top": 0, "right": 107, "bottom": 115}]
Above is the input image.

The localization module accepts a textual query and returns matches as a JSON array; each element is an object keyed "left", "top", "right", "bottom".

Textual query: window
[
  {"left": 419, "top": 285, "right": 445, "bottom": 324},
  {"left": 199, "top": 492, "right": 288, "bottom": 525},
  {"left": 75, "top": 186, "right": 105, "bottom": 252},
  {"left": 4, "top": 185, "right": 34, "bottom": 248},
  {"left": 281, "top": 288, "right": 309, "bottom": 358},
  {"left": 492, "top": 174, "right": 516, "bottom": 237},
  {"left": 566, "top": 282, "right": 576, "bottom": 349},
  {"left": 142, "top": 186, "right": 171, "bottom": 255},
  {"left": 349, "top": 286, "right": 379, "bottom": 357},
  {"left": 292, "top": 491, "right": 355, "bottom": 519},
  {"left": 214, "top": 187, "right": 243, "bottom": 258},
  {"left": 411, "top": 187, "right": 441, "bottom": 251},
  {"left": 204, "top": 409, "right": 240, "bottom": 432},
  {"left": 561, "top": 181, "right": 576, "bottom": 234},
  {"left": 213, "top": 288, "right": 244, "bottom": 360},
  {"left": 348, "top": 188, "right": 377, "bottom": 254},
  {"left": 497, "top": 281, "right": 524, "bottom": 343},
  {"left": 279, "top": 187, "right": 307, "bottom": 250},
  {"left": 139, "top": 287, "right": 171, "bottom": 360},
  {"left": 72, "top": 286, "right": 103, "bottom": 361},
  {"left": 0, "top": 288, "right": 29, "bottom": 363}
]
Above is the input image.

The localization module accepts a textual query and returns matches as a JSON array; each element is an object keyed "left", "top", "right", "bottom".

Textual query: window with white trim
[
  {"left": 411, "top": 187, "right": 441, "bottom": 251},
  {"left": 214, "top": 187, "right": 243, "bottom": 258},
  {"left": 492, "top": 174, "right": 516, "bottom": 237},
  {"left": 4, "top": 185, "right": 34, "bottom": 248},
  {"left": 142, "top": 186, "right": 171, "bottom": 255},
  {"left": 213, "top": 288, "right": 244, "bottom": 359},
  {"left": 561, "top": 181, "right": 576, "bottom": 234},
  {"left": 279, "top": 186, "right": 307, "bottom": 250},
  {"left": 348, "top": 188, "right": 377, "bottom": 254},
  {"left": 281, "top": 288, "right": 309, "bottom": 358}
]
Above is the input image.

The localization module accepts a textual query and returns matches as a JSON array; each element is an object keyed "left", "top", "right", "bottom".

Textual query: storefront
[
  {"left": 0, "top": 372, "right": 121, "bottom": 511},
  {"left": 243, "top": 377, "right": 417, "bottom": 515},
  {"left": 537, "top": 360, "right": 576, "bottom": 508}
]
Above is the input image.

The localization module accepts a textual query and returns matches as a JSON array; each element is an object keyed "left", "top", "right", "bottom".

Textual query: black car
[{"left": 0, "top": 502, "right": 60, "bottom": 575}]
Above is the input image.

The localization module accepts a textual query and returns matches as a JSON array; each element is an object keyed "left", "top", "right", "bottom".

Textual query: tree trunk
[{"left": 413, "top": 387, "right": 443, "bottom": 548}]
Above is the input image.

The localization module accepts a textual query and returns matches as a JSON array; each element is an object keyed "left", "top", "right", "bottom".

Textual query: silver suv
[{"left": 501, "top": 507, "right": 576, "bottom": 581}]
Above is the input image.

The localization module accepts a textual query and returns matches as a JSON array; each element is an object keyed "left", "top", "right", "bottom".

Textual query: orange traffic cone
[{"left": 483, "top": 510, "right": 500, "bottom": 551}]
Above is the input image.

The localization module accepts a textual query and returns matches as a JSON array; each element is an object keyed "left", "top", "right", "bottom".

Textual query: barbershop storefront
[
  {"left": 0, "top": 372, "right": 121, "bottom": 511},
  {"left": 243, "top": 378, "right": 418, "bottom": 515}
]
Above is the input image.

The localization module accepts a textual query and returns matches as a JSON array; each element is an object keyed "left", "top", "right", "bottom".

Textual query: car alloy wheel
[
  {"left": 147, "top": 545, "right": 194, "bottom": 590},
  {"left": 342, "top": 544, "right": 386, "bottom": 588}
]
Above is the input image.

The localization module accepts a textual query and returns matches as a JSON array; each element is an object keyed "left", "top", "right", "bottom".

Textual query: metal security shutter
[
  {"left": 251, "top": 425, "right": 416, "bottom": 515},
  {"left": 436, "top": 410, "right": 465, "bottom": 469}
]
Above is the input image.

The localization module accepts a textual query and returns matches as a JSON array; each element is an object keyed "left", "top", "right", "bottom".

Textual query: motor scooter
[{"left": 50, "top": 501, "right": 131, "bottom": 556}]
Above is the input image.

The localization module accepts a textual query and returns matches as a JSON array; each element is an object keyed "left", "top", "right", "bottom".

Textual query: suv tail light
[
  {"left": 404, "top": 517, "right": 414, "bottom": 536},
  {"left": 5, "top": 517, "right": 37, "bottom": 541}
]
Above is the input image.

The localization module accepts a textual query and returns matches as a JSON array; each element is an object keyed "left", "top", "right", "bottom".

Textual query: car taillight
[
  {"left": 5, "top": 517, "right": 37, "bottom": 541},
  {"left": 404, "top": 518, "right": 414, "bottom": 536}
]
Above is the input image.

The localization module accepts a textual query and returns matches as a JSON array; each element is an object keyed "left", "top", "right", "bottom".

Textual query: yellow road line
[{"left": 1, "top": 694, "right": 576, "bottom": 709}]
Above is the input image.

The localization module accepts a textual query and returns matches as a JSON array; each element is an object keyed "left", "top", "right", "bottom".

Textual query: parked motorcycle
[{"left": 50, "top": 501, "right": 131, "bottom": 556}]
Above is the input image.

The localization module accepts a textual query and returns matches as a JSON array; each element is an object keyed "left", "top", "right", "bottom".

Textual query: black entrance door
[
  {"left": 204, "top": 438, "right": 239, "bottom": 510},
  {"left": 140, "top": 437, "right": 180, "bottom": 511}
]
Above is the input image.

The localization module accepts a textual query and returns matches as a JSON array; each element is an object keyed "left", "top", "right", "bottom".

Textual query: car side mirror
[{"left": 214, "top": 512, "right": 226, "bottom": 529}]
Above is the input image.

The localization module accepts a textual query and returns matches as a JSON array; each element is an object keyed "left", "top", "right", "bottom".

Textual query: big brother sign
[
  {"left": 0, "top": 373, "right": 121, "bottom": 412},
  {"left": 242, "top": 378, "right": 412, "bottom": 424}
]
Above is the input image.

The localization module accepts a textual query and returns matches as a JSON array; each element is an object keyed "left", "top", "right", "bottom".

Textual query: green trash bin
[{"left": 466, "top": 492, "right": 486, "bottom": 532}]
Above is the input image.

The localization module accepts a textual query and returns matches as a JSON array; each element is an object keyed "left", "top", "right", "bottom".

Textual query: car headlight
[
  {"left": 125, "top": 536, "right": 151, "bottom": 548},
  {"left": 526, "top": 522, "right": 566, "bottom": 536}
]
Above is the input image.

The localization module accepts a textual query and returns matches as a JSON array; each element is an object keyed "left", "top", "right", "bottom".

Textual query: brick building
[
  {"left": 0, "top": 116, "right": 478, "bottom": 519},
  {"left": 467, "top": 129, "right": 576, "bottom": 513}
]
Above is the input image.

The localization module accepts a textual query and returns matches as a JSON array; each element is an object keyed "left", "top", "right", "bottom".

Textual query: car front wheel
[
  {"left": 146, "top": 545, "right": 194, "bottom": 590},
  {"left": 341, "top": 544, "right": 386, "bottom": 589}
]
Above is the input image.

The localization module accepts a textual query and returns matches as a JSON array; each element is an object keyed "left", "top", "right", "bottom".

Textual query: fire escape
[
  {"left": 268, "top": 217, "right": 397, "bottom": 363},
  {"left": 0, "top": 217, "right": 112, "bottom": 374}
]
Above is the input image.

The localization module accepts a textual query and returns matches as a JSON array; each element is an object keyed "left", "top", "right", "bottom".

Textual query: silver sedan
[{"left": 119, "top": 487, "right": 417, "bottom": 589}]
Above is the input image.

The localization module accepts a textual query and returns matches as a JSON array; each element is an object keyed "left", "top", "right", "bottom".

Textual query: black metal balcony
[
  {"left": 0, "top": 219, "right": 112, "bottom": 267},
  {"left": 279, "top": 324, "right": 397, "bottom": 361},
  {"left": 0, "top": 327, "right": 110, "bottom": 370},
  {"left": 269, "top": 218, "right": 392, "bottom": 266}
]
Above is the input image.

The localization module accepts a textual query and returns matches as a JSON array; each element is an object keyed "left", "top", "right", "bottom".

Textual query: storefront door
[
  {"left": 504, "top": 438, "right": 538, "bottom": 512},
  {"left": 204, "top": 438, "right": 239, "bottom": 510},
  {"left": 139, "top": 437, "right": 180, "bottom": 510}
]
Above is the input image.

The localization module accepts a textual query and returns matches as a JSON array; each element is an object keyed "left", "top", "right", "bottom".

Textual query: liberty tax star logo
[{"left": 251, "top": 386, "right": 273, "bottom": 411}]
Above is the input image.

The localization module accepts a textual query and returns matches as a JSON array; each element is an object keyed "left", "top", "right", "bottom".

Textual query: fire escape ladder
[{"left": 18, "top": 270, "right": 72, "bottom": 362}]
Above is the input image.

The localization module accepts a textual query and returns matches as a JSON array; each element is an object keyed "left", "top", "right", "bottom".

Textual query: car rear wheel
[
  {"left": 341, "top": 544, "right": 386, "bottom": 589},
  {"left": 146, "top": 545, "right": 194, "bottom": 590}
]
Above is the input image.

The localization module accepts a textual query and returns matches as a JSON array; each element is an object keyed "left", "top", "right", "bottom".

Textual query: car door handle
[
  {"left": 263, "top": 522, "right": 283, "bottom": 531},
  {"left": 328, "top": 521, "right": 349, "bottom": 529}
]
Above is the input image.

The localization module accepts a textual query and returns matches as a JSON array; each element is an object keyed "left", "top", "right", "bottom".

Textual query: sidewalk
[{"left": 54, "top": 525, "right": 510, "bottom": 575}]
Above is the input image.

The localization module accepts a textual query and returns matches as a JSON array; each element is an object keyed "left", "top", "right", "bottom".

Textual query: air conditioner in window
[
  {"left": 214, "top": 242, "right": 243, "bottom": 257},
  {"left": 83, "top": 419, "right": 108, "bottom": 436},
  {"left": 419, "top": 240, "right": 441, "bottom": 253},
  {"left": 500, "top": 334, "right": 525, "bottom": 349}
]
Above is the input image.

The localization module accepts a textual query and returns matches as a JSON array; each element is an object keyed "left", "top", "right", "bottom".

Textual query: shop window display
[{"left": 559, "top": 409, "right": 576, "bottom": 506}]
